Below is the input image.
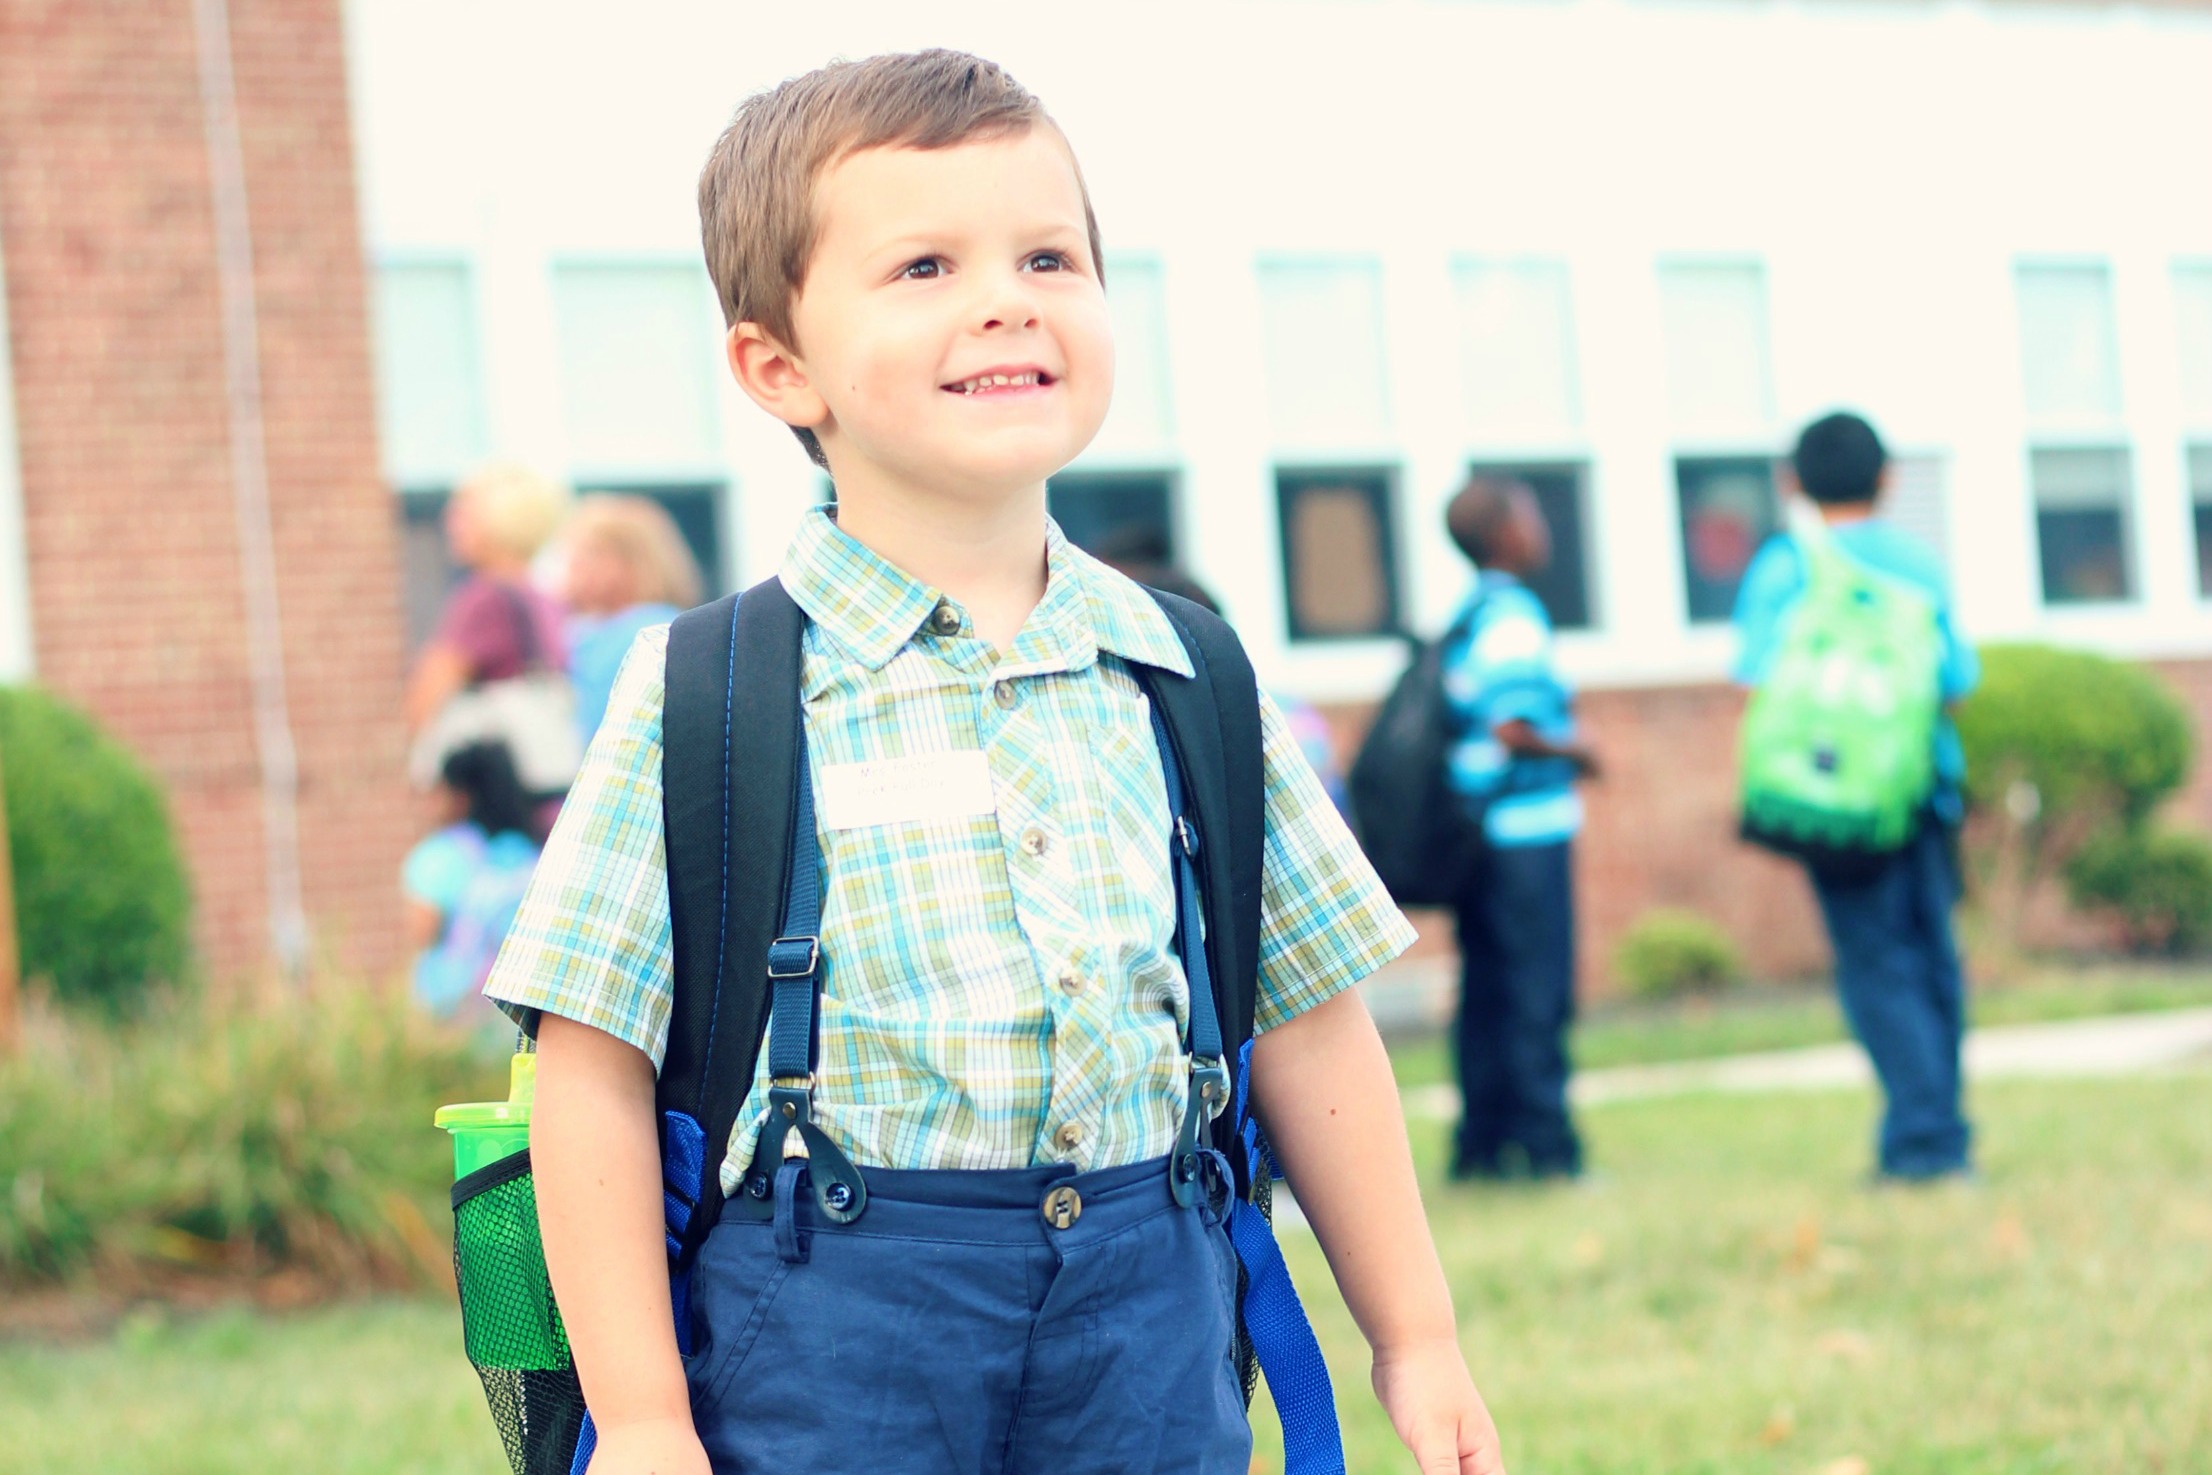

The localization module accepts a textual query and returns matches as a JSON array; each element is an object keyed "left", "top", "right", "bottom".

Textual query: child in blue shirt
[
  {"left": 490, "top": 50, "right": 1506, "bottom": 1475},
  {"left": 1437, "top": 477, "right": 1600, "bottom": 1182},
  {"left": 1733, "top": 411, "right": 1979, "bottom": 1182}
]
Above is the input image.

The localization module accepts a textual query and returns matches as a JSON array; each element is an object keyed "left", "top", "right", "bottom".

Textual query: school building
[{"left": 5, "top": 0, "right": 2212, "bottom": 986}]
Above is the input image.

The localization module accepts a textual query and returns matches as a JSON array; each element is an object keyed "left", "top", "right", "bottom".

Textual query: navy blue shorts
[{"left": 683, "top": 1154, "right": 1253, "bottom": 1475}]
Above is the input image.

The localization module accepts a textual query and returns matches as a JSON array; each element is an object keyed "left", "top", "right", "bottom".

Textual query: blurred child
[
  {"left": 1733, "top": 411, "right": 1979, "bottom": 1183},
  {"left": 1440, "top": 475, "right": 1600, "bottom": 1182},
  {"left": 402, "top": 739, "right": 542, "bottom": 1036},
  {"left": 558, "top": 494, "right": 706, "bottom": 745}
]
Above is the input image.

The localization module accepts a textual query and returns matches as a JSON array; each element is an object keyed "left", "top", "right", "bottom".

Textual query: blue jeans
[
  {"left": 684, "top": 1155, "right": 1251, "bottom": 1474},
  {"left": 1453, "top": 838, "right": 1582, "bottom": 1176},
  {"left": 1809, "top": 825, "right": 1973, "bottom": 1178}
]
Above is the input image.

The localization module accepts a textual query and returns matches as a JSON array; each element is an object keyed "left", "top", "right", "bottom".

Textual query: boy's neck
[
  {"left": 829, "top": 477, "right": 1052, "bottom": 654},
  {"left": 1816, "top": 500, "right": 1880, "bottom": 527}
]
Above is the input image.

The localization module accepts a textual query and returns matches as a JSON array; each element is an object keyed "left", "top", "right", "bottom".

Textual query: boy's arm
[
  {"left": 1250, "top": 987, "right": 1507, "bottom": 1475},
  {"left": 533, "top": 1013, "right": 710, "bottom": 1475}
]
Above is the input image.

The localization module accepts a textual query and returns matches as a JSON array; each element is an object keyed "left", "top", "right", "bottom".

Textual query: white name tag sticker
[{"left": 818, "top": 750, "right": 997, "bottom": 831}]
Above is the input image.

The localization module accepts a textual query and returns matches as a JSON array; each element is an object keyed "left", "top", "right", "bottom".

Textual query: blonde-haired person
[
  {"left": 403, "top": 463, "right": 575, "bottom": 739},
  {"left": 558, "top": 494, "right": 706, "bottom": 744}
]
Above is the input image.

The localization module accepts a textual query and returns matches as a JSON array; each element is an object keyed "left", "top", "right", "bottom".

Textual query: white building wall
[{"left": 345, "top": 0, "right": 2212, "bottom": 700}]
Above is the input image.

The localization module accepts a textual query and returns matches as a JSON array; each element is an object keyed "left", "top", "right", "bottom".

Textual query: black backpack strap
[
  {"left": 660, "top": 576, "right": 809, "bottom": 1262},
  {"left": 1138, "top": 590, "right": 1266, "bottom": 1181}
]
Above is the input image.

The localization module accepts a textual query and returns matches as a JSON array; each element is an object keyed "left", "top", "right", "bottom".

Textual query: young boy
[
  {"left": 1437, "top": 477, "right": 1599, "bottom": 1183},
  {"left": 1733, "top": 411, "right": 1980, "bottom": 1183},
  {"left": 486, "top": 50, "right": 1506, "bottom": 1475}
]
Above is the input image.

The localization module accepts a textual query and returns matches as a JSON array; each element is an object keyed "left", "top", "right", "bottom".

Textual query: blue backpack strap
[{"left": 1139, "top": 590, "right": 1346, "bottom": 1475}]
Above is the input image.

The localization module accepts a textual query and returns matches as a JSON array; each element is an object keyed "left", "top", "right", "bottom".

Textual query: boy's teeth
[{"left": 955, "top": 372, "right": 1040, "bottom": 393}]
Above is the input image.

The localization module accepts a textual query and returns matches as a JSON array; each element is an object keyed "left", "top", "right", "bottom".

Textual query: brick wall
[{"left": 0, "top": 0, "right": 411, "bottom": 981}]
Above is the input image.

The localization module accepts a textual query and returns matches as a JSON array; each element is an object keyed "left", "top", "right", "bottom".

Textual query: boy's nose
[{"left": 976, "top": 274, "right": 1041, "bottom": 332}]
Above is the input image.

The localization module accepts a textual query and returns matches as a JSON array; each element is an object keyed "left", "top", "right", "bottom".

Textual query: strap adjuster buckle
[
  {"left": 1175, "top": 816, "right": 1200, "bottom": 859},
  {"left": 1191, "top": 1056, "right": 1232, "bottom": 1122},
  {"left": 766, "top": 935, "right": 821, "bottom": 979}
]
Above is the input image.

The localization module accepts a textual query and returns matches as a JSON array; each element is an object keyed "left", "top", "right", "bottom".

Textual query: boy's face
[{"left": 758, "top": 128, "right": 1113, "bottom": 501}]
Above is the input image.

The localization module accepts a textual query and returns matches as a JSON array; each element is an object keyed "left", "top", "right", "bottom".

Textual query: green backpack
[{"left": 1738, "top": 533, "right": 1943, "bottom": 873}]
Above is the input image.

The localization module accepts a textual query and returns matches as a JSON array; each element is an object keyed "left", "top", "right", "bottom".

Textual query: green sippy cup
[{"left": 435, "top": 1049, "right": 536, "bottom": 1179}]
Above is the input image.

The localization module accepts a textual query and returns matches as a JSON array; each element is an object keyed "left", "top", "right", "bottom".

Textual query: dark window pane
[
  {"left": 1675, "top": 456, "right": 1779, "bottom": 623},
  {"left": 2190, "top": 445, "right": 2212, "bottom": 597},
  {"left": 2030, "top": 448, "right": 2132, "bottom": 604},
  {"left": 1466, "top": 462, "right": 1592, "bottom": 630},
  {"left": 1275, "top": 468, "right": 1401, "bottom": 640},
  {"left": 1048, "top": 471, "right": 1177, "bottom": 562}
]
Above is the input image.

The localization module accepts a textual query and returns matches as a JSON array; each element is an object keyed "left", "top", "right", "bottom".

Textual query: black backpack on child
[{"left": 1348, "top": 604, "right": 1483, "bottom": 908}]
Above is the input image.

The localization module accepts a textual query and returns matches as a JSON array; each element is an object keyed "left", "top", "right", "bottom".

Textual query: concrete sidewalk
[{"left": 1400, "top": 1006, "right": 2212, "bottom": 1119}]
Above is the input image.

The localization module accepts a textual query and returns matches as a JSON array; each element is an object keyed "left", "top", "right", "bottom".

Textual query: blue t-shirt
[
  {"left": 1439, "top": 572, "right": 1582, "bottom": 848},
  {"left": 1731, "top": 519, "right": 1980, "bottom": 819},
  {"left": 402, "top": 822, "right": 542, "bottom": 1018},
  {"left": 567, "top": 604, "right": 681, "bottom": 747}
]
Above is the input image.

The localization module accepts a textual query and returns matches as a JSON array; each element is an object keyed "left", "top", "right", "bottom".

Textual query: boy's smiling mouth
[{"left": 943, "top": 367, "right": 1056, "bottom": 396}]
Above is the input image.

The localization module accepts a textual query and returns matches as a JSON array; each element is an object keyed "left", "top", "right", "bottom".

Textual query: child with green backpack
[{"left": 1734, "top": 412, "right": 1980, "bottom": 1183}]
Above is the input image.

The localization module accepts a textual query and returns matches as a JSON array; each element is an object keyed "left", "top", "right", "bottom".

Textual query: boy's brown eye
[
  {"left": 901, "top": 258, "right": 942, "bottom": 280},
  {"left": 1026, "top": 252, "right": 1067, "bottom": 273}
]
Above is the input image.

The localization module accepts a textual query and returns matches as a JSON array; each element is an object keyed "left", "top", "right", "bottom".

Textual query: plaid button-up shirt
[{"left": 486, "top": 509, "right": 1415, "bottom": 1193}]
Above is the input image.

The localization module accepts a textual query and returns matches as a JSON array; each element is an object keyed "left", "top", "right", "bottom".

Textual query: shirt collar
[{"left": 777, "top": 507, "right": 1195, "bottom": 680}]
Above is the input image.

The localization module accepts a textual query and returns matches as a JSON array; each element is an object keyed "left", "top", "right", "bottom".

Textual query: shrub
[
  {"left": 1615, "top": 909, "right": 1744, "bottom": 1001},
  {"left": 0, "top": 986, "right": 505, "bottom": 1288},
  {"left": 2064, "top": 827, "right": 2212, "bottom": 955},
  {"left": 1, "top": 684, "right": 193, "bottom": 1014},
  {"left": 1956, "top": 644, "right": 2193, "bottom": 838}
]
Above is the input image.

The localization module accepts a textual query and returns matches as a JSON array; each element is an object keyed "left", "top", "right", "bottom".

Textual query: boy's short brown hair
[{"left": 698, "top": 50, "right": 1104, "bottom": 466}]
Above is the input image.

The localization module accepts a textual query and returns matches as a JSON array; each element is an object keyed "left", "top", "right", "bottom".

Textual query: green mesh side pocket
[{"left": 451, "top": 1150, "right": 587, "bottom": 1475}]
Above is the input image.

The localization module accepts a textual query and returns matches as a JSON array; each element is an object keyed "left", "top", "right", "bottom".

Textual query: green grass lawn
[
  {"left": 4, "top": 1071, "right": 2207, "bottom": 1474},
  {"left": 1386, "top": 962, "right": 2212, "bottom": 1090}
]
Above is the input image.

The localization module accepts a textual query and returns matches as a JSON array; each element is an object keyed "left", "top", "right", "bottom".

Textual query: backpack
[
  {"left": 1348, "top": 602, "right": 1483, "bottom": 907},
  {"left": 1737, "top": 533, "right": 1943, "bottom": 875},
  {"left": 447, "top": 576, "right": 1347, "bottom": 1475}
]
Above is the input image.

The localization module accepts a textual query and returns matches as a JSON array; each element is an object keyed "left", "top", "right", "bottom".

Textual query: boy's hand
[
  {"left": 1372, "top": 1338, "right": 1506, "bottom": 1475},
  {"left": 586, "top": 1413, "right": 712, "bottom": 1475}
]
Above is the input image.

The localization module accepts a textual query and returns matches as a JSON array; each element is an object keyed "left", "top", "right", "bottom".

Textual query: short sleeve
[
  {"left": 1937, "top": 607, "right": 1980, "bottom": 704},
  {"left": 1471, "top": 593, "right": 1557, "bottom": 727},
  {"left": 1252, "top": 689, "right": 1419, "bottom": 1033},
  {"left": 401, "top": 830, "right": 475, "bottom": 912},
  {"left": 1730, "top": 538, "right": 1804, "bottom": 686},
  {"left": 484, "top": 624, "right": 678, "bottom": 1066}
]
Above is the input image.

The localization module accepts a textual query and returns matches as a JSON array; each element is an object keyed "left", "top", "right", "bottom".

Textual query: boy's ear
[{"left": 726, "top": 322, "right": 829, "bottom": 434}]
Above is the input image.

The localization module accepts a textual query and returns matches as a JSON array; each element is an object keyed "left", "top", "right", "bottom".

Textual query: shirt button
[
  {"left": 993, "top": 680, "right": 1018, "bottom": 710},
  {"left": 929, "top": 601, "right": 962, "bottom": 635},
  {"left": 1019, "top": 826, "right": 1049, "bottom": 858},
  {"left": 1055, "top": 966, "right": 1085, "bottom": 998},
  {"left": 1054, "top": 1121, "right": 1086, "bottom": 1152}
]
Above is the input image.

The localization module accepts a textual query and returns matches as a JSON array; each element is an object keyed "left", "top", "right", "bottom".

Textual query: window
[
  {"left": 552, "top": 262, "right": 728, "bottom": 599},
  {"left": 1467, "top": 462, "right": 1593, "bottom": 630},
  {"left": 1048, "top": 471, "right": 1177, "bottom": 563},
  {"left": 2016, "top": 264, "right": 2133, "bottom": 605},
  {"left": 2189, "top": 447, "right": 2212, "bottom": 597},
  {"left": 2032, "top": 448, "right": 2134, "bottom": 604},
  {"left": 1452, "top": 260, "right": 1580, "bottom": 441},
  {"left": 1086, "top": 257, "right": 1176, "bottom": 462},
  {"left": 1657, "top": 262, "right": 1774, "bottom": 443},
  {"left": 372, "top": 262, "right": 490, "bottom": 652},
  {"left": 1276, "top": 469, "right": 1400, "bottom": 640},
  {"left": 553, "top": 263, "right": 723, "bottom": 478},
  {"left": 1257, "top": 259, "right": 1392, "bottom": 451},
  {"left": 1675, "top": 456, "right": 1779, "bottom": 624},
  {"left": 1658, "top": 263, "right": 1776, "bottom": 622},
  {"left": 1885, "top": 455, "right": 1951, "bottom": 574},
  {"left": 2178, "top": 268, "right": 2212, "bottom": 595},
  {"left": 2017, "top": 265, "right": 2124, "bottom": 430},
  {"left": 371, "top": 261, "right": 488, "bottom": 490}
]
